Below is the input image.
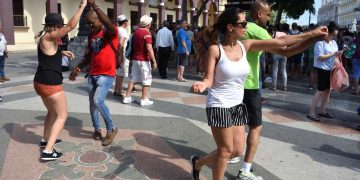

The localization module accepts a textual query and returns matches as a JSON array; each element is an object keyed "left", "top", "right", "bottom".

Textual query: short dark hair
[
  {"left": 328, "top": 21, "right": 339, "bottom": 34},
  {"left": 117, "top": 20, "right": 127, "bottom": 26},
  {"left": 251, "top": 0, "right": 269, "bottom": 15}
]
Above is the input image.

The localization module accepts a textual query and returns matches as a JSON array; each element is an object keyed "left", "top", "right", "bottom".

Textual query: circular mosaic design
[{"left": 74, "top": 150, "right": 112, "bottom": 167}]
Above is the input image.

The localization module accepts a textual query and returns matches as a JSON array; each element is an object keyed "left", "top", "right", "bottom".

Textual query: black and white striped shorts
[{"left": 206, "top": 103, "right": 249, "bottom": 128}]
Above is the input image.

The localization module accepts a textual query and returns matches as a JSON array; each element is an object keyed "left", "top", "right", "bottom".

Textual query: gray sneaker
[{"left": 236, "top": 171, "right": 263, "bottom": 180}]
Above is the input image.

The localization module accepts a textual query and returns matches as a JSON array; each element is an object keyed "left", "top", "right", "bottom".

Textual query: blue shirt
[
  {"left": 314, "top": 40, "right": 338, "bottom": 71},
  {"left": 177, "top": 28, "right": 191, "bottom": 54}
]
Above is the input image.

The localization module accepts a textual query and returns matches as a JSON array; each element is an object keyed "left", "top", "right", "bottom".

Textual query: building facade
[
  {"left": 337, "top": 0, "right": 360, "bottom": 28},
  {"left": 317, "top": 0, "right": 338, "bottom": 25},
  {"left": 0, "top": 0, "right": 226, "bottom": 45}
]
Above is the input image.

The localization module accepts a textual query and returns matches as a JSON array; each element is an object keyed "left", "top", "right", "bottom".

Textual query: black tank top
[{"left": 34, "top": 41, "right": 63, "bottom": 85}]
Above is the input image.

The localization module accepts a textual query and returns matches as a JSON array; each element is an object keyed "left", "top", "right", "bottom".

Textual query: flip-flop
[
  {"left": 317, "top": 112, "right": 334, "bottom": 119},
  {"left": 307, "top": 114, "right": 320, "bottom": 121}
]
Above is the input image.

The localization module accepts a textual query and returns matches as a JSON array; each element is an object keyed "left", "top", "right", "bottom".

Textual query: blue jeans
[
  {"left": 88, "top": 75, "right": 115, "bottom": 132},
  {"left": 0, "top": 56, "right": 5, "bottom": 77},
  {"left": 272, "top": 54, "right": 287, "bottom": 88}
]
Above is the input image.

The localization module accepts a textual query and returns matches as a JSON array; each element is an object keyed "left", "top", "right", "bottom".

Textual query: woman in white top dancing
[{"left": 190, "top": 7, "right": 328, "bottom": 180}]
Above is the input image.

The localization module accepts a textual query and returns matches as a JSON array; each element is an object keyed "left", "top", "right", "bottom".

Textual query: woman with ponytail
[
  {"left": 34, "top": 0, "right": 87, "bottom": 161},
  {"left": 190, "top": 7, "right": 328, "bottom": 180}
]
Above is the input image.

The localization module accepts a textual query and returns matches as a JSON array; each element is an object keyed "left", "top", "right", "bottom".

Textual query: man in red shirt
[
  {"left": 69, "top": 0, "right": 118, "bottom": 146},
  {"left": 123, "top": 15, "right": 157, "bottom": 106}
]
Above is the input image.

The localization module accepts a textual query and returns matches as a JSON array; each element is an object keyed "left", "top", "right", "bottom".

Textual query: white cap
[
  {"left": 139, "top": 15, "right": 152, "bottom": 27},
  {"left": 117, "top": 15, "right": 127, "bottom": 22}
]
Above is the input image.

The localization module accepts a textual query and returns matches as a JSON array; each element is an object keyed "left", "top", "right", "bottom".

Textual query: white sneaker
[
  {"left": 123, "top": 96, "right": 133, "bottom": 104},
  {"left": 140, "top": 98, "right": 154, "bottom": 106},
  {"left": 228, "top": 156, "right": 241, "bottom": 164}
]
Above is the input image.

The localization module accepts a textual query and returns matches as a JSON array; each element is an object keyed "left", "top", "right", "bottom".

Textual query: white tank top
[{"left": 206, "top": 41, "right": 250, "bottom": 108}]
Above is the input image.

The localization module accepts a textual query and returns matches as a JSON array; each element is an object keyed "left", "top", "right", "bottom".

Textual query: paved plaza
[{"left": 0, "top": 52, "right": 359, "bottom": 180}]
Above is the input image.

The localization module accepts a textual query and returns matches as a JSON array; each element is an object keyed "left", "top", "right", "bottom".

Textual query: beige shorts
[
  {"left": 130, "top": 60, "right": 152, "bottom": 86},
  {"left": 116, "top": 58, "right": 130, "bottom": 77}
]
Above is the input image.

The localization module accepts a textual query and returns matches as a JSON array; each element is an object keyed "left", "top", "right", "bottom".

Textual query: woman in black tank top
[{"left": 34, "top": 0, "right": 88, "bottom": 161}]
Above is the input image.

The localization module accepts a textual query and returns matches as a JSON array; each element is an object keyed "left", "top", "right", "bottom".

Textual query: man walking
[
  {"left": 0, "top": 25, "right": 9, "bottom": 83},
  {"left": 69, "top": 0, "right": 118, "bottom": 146},
  {"left": 122, "top": 15, "right": 157, "bottom": 106},
  {"left": 156, "top": 20, "right": 174, "bottom": 79},
  {"left": 176, "top": 20, "right": 191, "bottom": 82},
  {"left": 235, "top": 1, "right": 327, "bottom": 179},
  {"left": 113, "top": 15, "right": 129, "bottom": 96}
]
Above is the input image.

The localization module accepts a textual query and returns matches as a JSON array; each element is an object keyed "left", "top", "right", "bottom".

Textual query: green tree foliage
[{"left": 268, "top": 0, "right": 315, "bottom": 25}]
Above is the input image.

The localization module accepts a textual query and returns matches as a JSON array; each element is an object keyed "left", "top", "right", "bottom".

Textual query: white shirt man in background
[
  {"left": 155, "top": 21, "right": 174, "bottom": 79},
  {"left": 114, "top": 15, "right": 130, "bottom": 96}
]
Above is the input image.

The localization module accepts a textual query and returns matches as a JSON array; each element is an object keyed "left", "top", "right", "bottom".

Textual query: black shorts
[
  {"left": 206, "top": 104, "right": 248, "bottom": 128},
  {"left": 177, "top": 53, "right": 188, "bottom": 66},
  {"left": 316, "top": 68, "right": 331, "bottom": 91},
  {"left": 243, "top": 89, "right": 262, "bottom": 126}
]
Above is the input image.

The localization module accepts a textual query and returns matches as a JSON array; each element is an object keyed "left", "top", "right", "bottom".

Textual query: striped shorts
[{"left": 206, "top": 103, "right": 249, "bottom": 128}]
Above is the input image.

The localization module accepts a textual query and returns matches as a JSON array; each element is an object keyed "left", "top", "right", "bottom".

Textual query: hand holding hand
[
  {"left": 192, "top": 81, "right": 207, "bottom": 93},
  {"left": 313, "top": 26, "right": 328, "bottom": 37},
  {"left": 88, "top": 0, "right": 95, "bottom": 7},
  {"left": 69, "top": 67, "right": 80, "bottom": 81},
  {"left": 80, "top": 0, "right": 88, "bottom": 7}
]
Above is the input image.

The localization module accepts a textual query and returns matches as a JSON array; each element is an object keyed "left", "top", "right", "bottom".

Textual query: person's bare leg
[
  {"left": 180, "top": 66, "right": 185, "bottom": 79},
  {"left": 125, "top": 81, "right": 134, "bottom": 97},
  {"left": 41, "top": 97, "right": 56, "bottom": 140},
  {"left": 244, "top": 125, "right": 262, "bottom": 164},
  {"left": 114, "top": 76, "right": 124, "bottom": 95},
  {"left": 195, "top": 127, "right": 234, "bottom": 180},
  {"left": 320, "top": 90, "right": 330, "bottom": 114},
  {"left": 43, "top": 91, "right": 68, "bottom": 152},
  {"left": 142, "top": 85, "right": 150, "bottom": 100},
  {"left": 309, "top": 91, "right": 323, "bottom": 115}
]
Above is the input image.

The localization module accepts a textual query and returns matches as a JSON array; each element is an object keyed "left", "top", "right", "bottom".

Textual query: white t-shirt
[
  {"left": 207, "top": 41, "right": 250, "bottom": 108},
  {"left": 118, "top": 27, "right": 129, "bottom": 55},
  {"left": 0, "top": 33, "right": 7, "bottom": 56},
  {"left": 314, "top": 40, "right": 338, "bottom": 71}
]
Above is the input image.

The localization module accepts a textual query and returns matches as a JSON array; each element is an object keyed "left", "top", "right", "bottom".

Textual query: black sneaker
[
  {"left": 39, "top": 139, "right": 62, "bottom": 148},
  {"left": 0, "top": 96, "right": 2, "bottom": 102},
  {"left": 41, "top": 149, "right": 63, "bottom": 161},
  {"left": 190, "top": 155, "right": 200, "bottom": 180}
]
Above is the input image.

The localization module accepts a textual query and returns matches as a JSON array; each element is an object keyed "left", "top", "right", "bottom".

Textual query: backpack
[
  {"left": 330, "top": 58, "right": 349, "bottom": 92},
  {"left": 125, "top": 35, "right": 133, "bottom": 59}
]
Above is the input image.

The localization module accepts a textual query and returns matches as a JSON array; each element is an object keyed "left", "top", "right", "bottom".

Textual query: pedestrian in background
[
  {"left": 156, "top": 20, "right": 174, "bottom": 79},
  {"left": 351, "top": 27, "right": 360, "bottom": 95},
  {"left": 176, "top": 20, "right": 191, "bottom": 82},
  {"left": 113, "top": 15, "right": 130, "bottom": 96},
  {"left": 308, "top": 22, "right": 340, "bottom": 121},
  {"left": 34, "top": 0, "right": 86, "bottom": 160},
  {"left": 0, "top": 25, "right": 9, "bottom": 83},
  {"left": 122, "top": 15, "right": 157, "bottom": 106}
]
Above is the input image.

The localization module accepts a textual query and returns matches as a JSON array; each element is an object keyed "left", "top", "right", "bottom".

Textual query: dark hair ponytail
[{"left": 210, "top": 7, "right": 245, "bottom": 44}]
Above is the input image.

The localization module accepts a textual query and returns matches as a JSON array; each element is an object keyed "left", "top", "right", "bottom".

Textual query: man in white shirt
[
  {"left": 0, "top": 25, "right": 9, "bottom": 83},
  {"left": 114, "top": 15, "right": 130, "bottom": 96},
  {"left": 156, "top": 21, "right": 174, "bottom": 79}
]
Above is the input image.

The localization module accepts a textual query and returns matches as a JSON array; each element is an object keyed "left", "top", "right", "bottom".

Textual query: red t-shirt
[
  {"left": 88, "top": 27, "right": 119, "bottom": 77},
  {"left": 132, "top": 28, "right": 152, "bottom": 61}
]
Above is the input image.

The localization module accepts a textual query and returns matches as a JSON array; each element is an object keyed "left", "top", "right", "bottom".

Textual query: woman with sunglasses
[
  {"left": 190, "top": 7, "right": 327, "bottom": 180},
  {"left": 34, "top": 0, "right": 87, "bottom": 161}
]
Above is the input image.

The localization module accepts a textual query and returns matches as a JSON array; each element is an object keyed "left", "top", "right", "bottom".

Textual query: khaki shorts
[
  {"left": 116, "top": 58, "right": 130, "bottom": 77},
  {"left": 130, "top": 60, "right": 152, "bottom": 86}
]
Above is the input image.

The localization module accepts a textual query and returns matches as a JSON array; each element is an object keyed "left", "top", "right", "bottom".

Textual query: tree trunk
[
  {"left": 193, "top": 0, "right": 210, "bottom": 26},
  {"left": 274, "top": 2, "right": 284, "bottom": 25}
]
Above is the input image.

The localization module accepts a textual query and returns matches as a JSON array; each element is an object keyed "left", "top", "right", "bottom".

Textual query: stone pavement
[{"left": 0, "top": 52, "right": 359, "bottom": 180}]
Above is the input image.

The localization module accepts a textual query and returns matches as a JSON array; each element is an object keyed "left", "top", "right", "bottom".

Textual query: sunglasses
[{"left": 233, "top": 21, "right": 247, "bottom": 28}]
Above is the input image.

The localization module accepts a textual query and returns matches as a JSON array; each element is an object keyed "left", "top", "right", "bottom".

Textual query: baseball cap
[
  {"left": 43, "top": 13, "right": 65, "bottom": 26},
  {"left": 139, "top": 15, "right": 152, "bottom": 27},
  {"left": 117, "top": 15, "right": 127, "bottom": 22}
]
